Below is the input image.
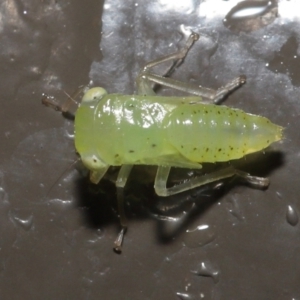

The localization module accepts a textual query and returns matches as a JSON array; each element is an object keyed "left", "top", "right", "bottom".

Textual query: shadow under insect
[{"left": 75, "top": 149, "right": 284, "bottom": 245}]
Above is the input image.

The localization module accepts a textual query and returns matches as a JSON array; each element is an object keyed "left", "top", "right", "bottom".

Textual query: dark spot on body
[
  {"left": 218, "top": 148, "right": 222, "bottom": 152},
  {"left": 181, "top": 145, "right": 184, "bottom": 149},
  {"left": 152, "top": 144, "right": 157, "bottom": 147},
  {"left": 129, "top": 150, "right": 135, "bottom": 153},
  {"left": 115, "top": 154, "right": 119, "bottom": 158},
  {"left": 206, "top": 148, "right": 209, "bottom": 152}
]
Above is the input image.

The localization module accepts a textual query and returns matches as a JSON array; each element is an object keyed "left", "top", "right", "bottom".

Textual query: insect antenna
[
  {"left": 42, "top": 86, "right": 86, "bottom": 120},
  {"left": 41, "top": 94, "right": 62, "bottom": 111}
]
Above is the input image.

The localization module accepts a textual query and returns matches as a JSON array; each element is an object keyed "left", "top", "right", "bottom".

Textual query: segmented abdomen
[{"left": 166, "top": 103, "right": 283, "bottom": 163}]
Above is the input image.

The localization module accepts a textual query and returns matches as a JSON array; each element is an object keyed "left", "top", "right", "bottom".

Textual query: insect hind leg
[
  {"left": 136, "top": 32, "right": 199, "bottom": 95},
  {"left": 154, "top": 165, "right": 269, "bottom": 197},
  {"left": 141, "top": 32, "right": 199, "bottom": 73},
  {"left": 212, "top": 75, "right": 246, "bottom": 104},
  {"left": 136, "top": 32, "right": 246, "bottom": 102}
]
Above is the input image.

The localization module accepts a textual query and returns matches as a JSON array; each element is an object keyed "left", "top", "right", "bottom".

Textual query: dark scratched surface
[{"left": 0, "top": 0, "right": 299, "bottom": 299}]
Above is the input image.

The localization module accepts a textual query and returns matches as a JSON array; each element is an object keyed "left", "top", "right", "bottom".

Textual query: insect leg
[
  {"left": 136, "top": 32, "right": 199, "bottom": 95},
  {"left": 140, "top": 73, "right": 246, "bottom": 103},
  {"left": 213, "top": 75, "right": 247, "bottom": 104},
  {"left": 89, "top": 166, "right": 110, "bottom": 184},
  {"left": 136, "top": 31, "right": 246, "bottom": 101},
  {"left": 142, "top": 32, "right": 199, "bottom": 73},
  {"left": 154, "top": 165, "right": 269, "bottom": 197},
  {"left": 114, "top": 164, "right": 134, "bottom": 252}
]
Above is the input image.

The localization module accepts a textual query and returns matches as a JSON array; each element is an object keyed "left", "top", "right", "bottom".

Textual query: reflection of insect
[{"left": 43, "top": 32, "right": 283, "bottom": 252}]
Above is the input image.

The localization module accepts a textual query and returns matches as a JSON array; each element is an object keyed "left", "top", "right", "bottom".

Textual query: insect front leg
[
  {"left": 114, "top": 164, "right": 134, "bottom": 253},
  {"left": 154, "top": 165, "right": 269, "bottom": 197}
]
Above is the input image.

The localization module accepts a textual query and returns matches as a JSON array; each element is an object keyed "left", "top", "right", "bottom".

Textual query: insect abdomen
[{"left": 166, "top": 104, "right": 283, "bottom": 163}]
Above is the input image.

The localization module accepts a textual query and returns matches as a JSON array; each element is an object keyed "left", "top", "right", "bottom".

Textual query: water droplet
[
  {"left": 223, "top": 0, "right": 278, "bottom": 33},
  {"left": 64, "top": 129, "right": 74, "bottom": 139},
  {"left": 99, "top": 267, "right": 110, "bottom": 276},
  {"left": 191, "top": 260, "right": 220, "bottom": 283},
  {"left": 49, "top": 198, "right": 73, "bottom": 205},
  {"left": 30, "top": 66, "right": 42, "bottom": 75},
  {"left": 226, "top": 196, "right": 245, "bottom": 222},
  {"left": 177, "top": 292, "right": 195, "bottom": 300},
  {"left": 276, "top": 191, "right": 283, "bottom": 199},
  {"left": 286, "top": 205, "right": 299, "bottom": 226},
  {"left": 152, "top": 212, "right": 181, "bottom": 222},
  {"left": 9, "top": 210, "right": 34, "bottom": 231},
  {"left": 184, "top": 224, "right": 216, "bottom": 248}
]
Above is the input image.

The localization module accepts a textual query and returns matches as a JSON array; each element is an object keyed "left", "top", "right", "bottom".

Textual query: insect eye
[{"left": 82, "top": 87, "right": 107, "bottom": 103}]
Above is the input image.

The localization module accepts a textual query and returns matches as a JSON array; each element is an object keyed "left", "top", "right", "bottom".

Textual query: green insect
[{"left": 44, "top": 32, "right": 283, "bottom": 252}]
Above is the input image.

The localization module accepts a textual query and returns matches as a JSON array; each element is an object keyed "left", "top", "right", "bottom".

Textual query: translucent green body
[{"left": 74, "top": 94, "right": 282, "bottom": 170}]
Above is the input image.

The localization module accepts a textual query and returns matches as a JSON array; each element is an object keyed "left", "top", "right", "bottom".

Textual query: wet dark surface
[{"left": 0, "top": 0, "right": 299, "bottom": 299}]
